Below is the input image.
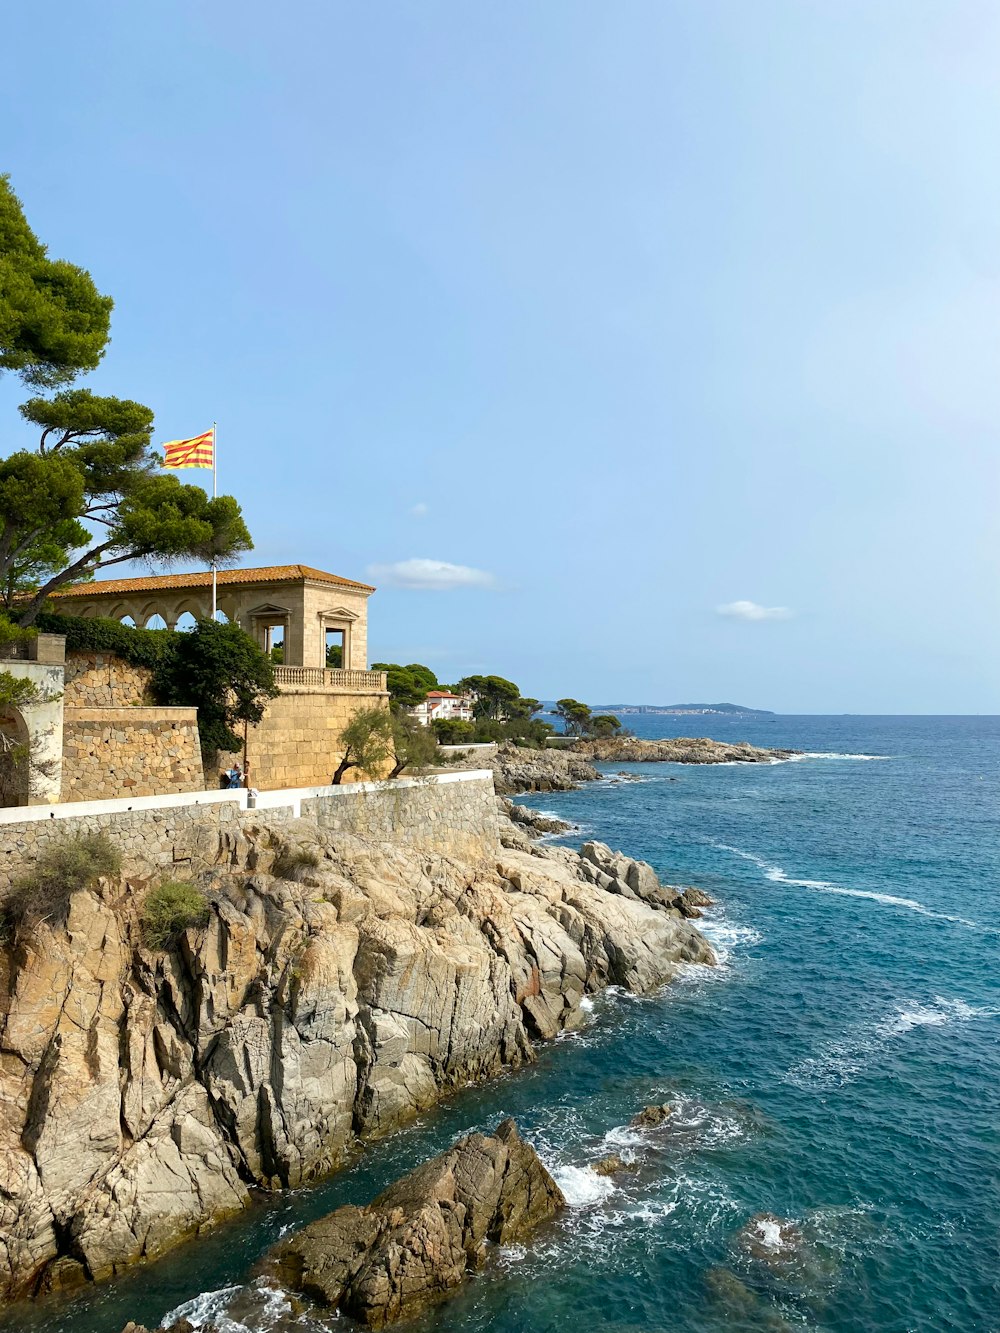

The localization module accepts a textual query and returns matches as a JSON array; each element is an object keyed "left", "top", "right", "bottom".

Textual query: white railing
[{"left": 273, "top": 666, "right": 387, "bottom": 691}]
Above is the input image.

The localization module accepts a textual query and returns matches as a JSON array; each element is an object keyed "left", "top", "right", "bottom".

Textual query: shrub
[
  {"left": 31, "top": 611, "right": 170, "bottom": 670},
  {"left": 141, "top": 881, "right": 210, "bottom": 950},
  {"left": 431, "top": 718, "right": 476, "bottom": 745},
  {"left": 272, "top": 846, "right": 322, "bottom": 881},
  {"left": 6, "top": 832, "right": 122, "bottom": 927}
]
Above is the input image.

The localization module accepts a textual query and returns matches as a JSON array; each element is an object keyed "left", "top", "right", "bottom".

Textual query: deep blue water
[{"left": 4, "top": 716, "right": 999, "bottom": 1333}]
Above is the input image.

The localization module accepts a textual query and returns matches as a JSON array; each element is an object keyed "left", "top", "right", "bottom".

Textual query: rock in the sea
[
  {"left": 630, "top": 1103, "right": 673, "bottom": 1127},
  {"left": 590, "top": 1153, "right": 636, "bottom": 1176},
  {"left": 574, "top": 737, "right": 799, "bottom": 764},
  {"left": 736, "top": 1212, "right": 805, "bottom": 1264},
  {"left": 681, "top": 886, "right": 714, "bottom": 908},
  {"left": 268, "top": 1119, "right": 563, "bottom": 1327},
  {"left": 499, "top": 797, "right": 573, "bottom": 838}
]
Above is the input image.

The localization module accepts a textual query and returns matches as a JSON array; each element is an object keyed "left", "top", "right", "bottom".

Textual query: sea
[{"left": 3, "top": 715, "right": 998, "bottom": 1333}]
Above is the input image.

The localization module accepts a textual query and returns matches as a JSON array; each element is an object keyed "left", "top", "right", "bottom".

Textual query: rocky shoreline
[
  {"left": 451, "top": 737, "right": 800, "bottom": 800},
  {"left": 0, "top": 797, "right": 713, "bottom": 1306},
  {"left": 573, "top": 736, "right": 800, "bottom": 764}
]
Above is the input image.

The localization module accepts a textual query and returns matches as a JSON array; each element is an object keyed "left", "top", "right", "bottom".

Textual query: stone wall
[
  {"left": 220, "top": 683, "right": 392, "bottom": 790},
  {"left": 0, "top": 771, "right": 496, "bottom": 894},
  {"left": 303, "top": 773, "right": 498, "bottom": 862},
  {"left": 63, "top": 651, "right": 152, "bottom": 708},
  {"left": 61, "top": 707, "right": 205, "bottom": 801}
]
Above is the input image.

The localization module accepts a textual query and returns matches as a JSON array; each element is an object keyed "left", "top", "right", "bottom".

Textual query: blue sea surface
[{"left": 4, "top": 716, "right": 998, "bottom": 1333}]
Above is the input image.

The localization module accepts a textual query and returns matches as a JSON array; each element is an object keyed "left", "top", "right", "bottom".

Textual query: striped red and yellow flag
[{"left": 162, "top": 428, "right": 214, "bottom": 470}]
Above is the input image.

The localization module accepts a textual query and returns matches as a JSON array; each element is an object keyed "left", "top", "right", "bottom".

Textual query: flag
[{"left": 162, "top": 428, "right": 214, "bottom": 470}]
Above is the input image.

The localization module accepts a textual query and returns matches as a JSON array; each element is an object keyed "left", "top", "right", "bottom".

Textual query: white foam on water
[
  {"left": 787, "top": 995, "right": 998, "bottom": 1089},
  {"left": 715, "top": 844, "right": 983, "bottom": 929},
  {"left": 786, "top": 751, "right": 892, "bottom": 762},
  {"left": 160, "top": 1279, "right": 298, "bottom": 1333},
  {"left": 753, "top": 1216, "right": 785, "bottom": 1251},
  {"left": 161, "top": 1286, "right": 243, "bottom": 1329},
  {"left": 551, "top": 1161, "right": 617, "bottom": 1207},
  {"left": 579, "top": 995, "right": 595, "bottom": 1012},
  {"left": 599, "top": 1122, "right": 647, "bottom": 1153}
]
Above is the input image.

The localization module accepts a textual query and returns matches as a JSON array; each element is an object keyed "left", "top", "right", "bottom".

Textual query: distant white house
[{"left": 411, "top": 689, "right": 475, "bottom": 727}]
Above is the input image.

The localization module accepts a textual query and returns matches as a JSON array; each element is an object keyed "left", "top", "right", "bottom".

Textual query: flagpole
[{"left": 211, "top": 421, "right": 217, "bottom": 619}]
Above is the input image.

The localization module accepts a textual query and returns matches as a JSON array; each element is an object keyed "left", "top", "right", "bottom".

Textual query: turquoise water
[{"left": 4, "top": 716, "right": 998, "bottom": 1333}]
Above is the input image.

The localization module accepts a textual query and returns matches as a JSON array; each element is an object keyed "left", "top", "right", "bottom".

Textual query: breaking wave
[
  {"left": 714, "top": 844, "right": 982, "bottom": 929},
  {"left": 786, "top": 996, "right": 998, "bottom": 1088}
]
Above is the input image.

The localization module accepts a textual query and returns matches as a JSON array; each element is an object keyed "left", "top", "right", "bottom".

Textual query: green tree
[
  {"left": 432, "top": 718, "right": 476, "bottom": 745},
  {"left": 0, "top": 178, "right": 253, "bottom": 623},
  {"left": 331, "top": 706, "right": 395, "bottom": 784},
  {"left": 0, "top": 175, "right": 113, "bottom": 388},
  {"left": 456, "top": 674, "right": 521, "bottom": 721},
  {"left": 153, "top": 618, "right": 278, "bottom": 761},
  {"left": 556, "top": 697, "right": 592, "bottom": 736},
  {"left": 371, "top": 662, "right": 436, "bottom": 707},
  {"left": 388, "top": 710, "right": 439, "bottom": 778},
  {"left": 3, "top": 392, "right": 252, "bottom": 623},
  {"left": 589, "top": 712, "right": 622, "bottom": 738}
]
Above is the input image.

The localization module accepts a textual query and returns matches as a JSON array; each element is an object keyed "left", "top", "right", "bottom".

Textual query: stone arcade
[{"left": 0, "top": 566, "right": 389, "bottom": 804}]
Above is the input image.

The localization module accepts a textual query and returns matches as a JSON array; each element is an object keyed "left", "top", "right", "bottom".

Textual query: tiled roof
[
  {"left": 426, "top": 690, "right": 462, "bottom": 699},
  {"left": 51, "top": 564, "right": 376, "bottom": 598}
]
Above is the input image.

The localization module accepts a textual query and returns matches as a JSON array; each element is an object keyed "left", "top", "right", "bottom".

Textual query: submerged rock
[
  {"left": 267, "top": 1119, "right": 563, "bottom": 1327},
  {"left": 736, "top": 1212, "right": 806, "bottom": 1264},
  {"left": 630, "top": 1103, "right": 673, "bottom": 1127}
]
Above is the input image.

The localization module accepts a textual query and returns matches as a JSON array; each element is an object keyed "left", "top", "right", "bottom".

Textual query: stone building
[
  {"left": 49, "top": 564, "right": 375, "bottom": 671},
  {"left": 0, "top": 565, "right": 390, "bottom": 804}
]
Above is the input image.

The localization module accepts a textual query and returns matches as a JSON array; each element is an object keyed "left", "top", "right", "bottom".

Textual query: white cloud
[
  {"left": 716, "top": 600, "right": 793, "bottom": 622},
  {"left": 410, "top": 502, "right": 429, "bottom": 517},
  {"left": 367, "top": 558, "right": 496, "bottom": 591}
]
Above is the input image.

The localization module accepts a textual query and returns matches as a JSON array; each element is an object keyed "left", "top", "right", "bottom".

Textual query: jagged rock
[
  {"left": 268, "top": 1119, "right": 563, "bottom": 1327},
  {"left": 498, "top": 797, "right": 573, "bottom": 838},
  {"left": 590, "top": 1153, "right": 636, "bottom": 1176},
  {"left": 0, "top": 805, "right": 713, "bottom": 1301},
  {"left": 574, "top": 737, "right": 799, "bottom": 764},
  {"left": 451, "top": 742, "right": 600, "bottom": 795},
  {"left": 681, "top": 886, "right": 714, "bottom": 908},
  {"left": 631, "top": 1103, "right": 673, "bottom": 1127}
]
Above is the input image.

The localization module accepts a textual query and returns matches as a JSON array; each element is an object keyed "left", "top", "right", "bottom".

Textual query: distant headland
[{"left": 589, "top": 701, "right": 776, "bottom": 717}]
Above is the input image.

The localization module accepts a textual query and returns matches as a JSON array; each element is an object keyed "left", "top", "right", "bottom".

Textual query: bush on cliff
[
  {"left": 141, "top": 880, "right": 210, "bottom": 950},
  {"left": 6, "top": 832, "right": 121, "bottom": 929}
]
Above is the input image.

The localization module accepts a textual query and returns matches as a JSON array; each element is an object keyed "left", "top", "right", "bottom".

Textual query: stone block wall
[
  {"left": 220, "top": 684, "right": 392, "bottom": 790},
  {"left": 303, "top": 773, "right": 499, "bottom": 863},
  {"left": 0, "top": 772, "right": 497, "bottom": 895},
  {"left": 63, "top": 652, "right": 153, "bottom": 708},
  {"left": 61, "top": 708, "right": 205, "bottom": 801}
]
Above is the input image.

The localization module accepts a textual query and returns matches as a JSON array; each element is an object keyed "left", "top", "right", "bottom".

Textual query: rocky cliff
[{"left": 0, "top": 805, "right": 712, "bottom": 1303}]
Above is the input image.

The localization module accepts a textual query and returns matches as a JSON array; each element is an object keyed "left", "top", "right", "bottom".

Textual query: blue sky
[{"left": 3, "top": 1, "right": 998, "bottom": 711}]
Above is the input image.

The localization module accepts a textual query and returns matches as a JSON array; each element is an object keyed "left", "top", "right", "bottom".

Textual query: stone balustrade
[{"left": 273, "top": 666, "right": 388, "bottom": 691}]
